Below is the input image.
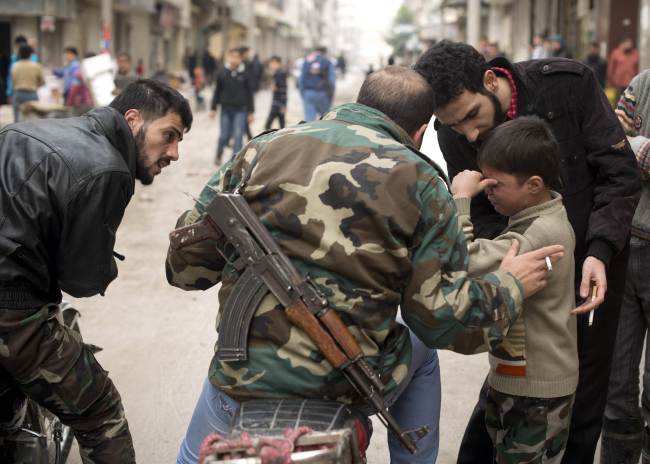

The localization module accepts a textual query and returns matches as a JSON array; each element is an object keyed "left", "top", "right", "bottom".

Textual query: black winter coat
[
  {"left": 0, "top": 107, "right": 137, "bottom": 309},
  {"left": 437, "top": 57, "right": 641, "bottom": 272},
  {"left": 210, "top": 64, "right": 254, "bottom": 113}
]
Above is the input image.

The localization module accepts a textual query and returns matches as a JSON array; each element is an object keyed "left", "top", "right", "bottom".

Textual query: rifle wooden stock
[
  {"left": 285, "top": 302, "right": 348, "bottom": 369},
  {"left": 169, "top": 217, "right": 223, "bottom": 250},
  {"left": 319, "top": 309, "right": 364, "bottom": 361}
]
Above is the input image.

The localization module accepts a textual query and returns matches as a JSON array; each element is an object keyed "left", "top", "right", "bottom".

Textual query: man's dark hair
[
  {"left": 238, "top": 46, "right": 250, "bottom": 54},
  {"left": 270, "top": 55, "right": 282, "bottom": 63},
  {"left": 414, "top": 40, "right": 490, "bottom": 110},
  {"left": 315, "top": 46, "right": 328, "bottom": 54},
  {"left": 477, "top": 116, "right": 560, "bottom": 186},
  {"left": 18, "top": 45, "right": 33, "bottom": 60},
  {"left": 109, "top": 79, "right": 193, "bottom": 131},
  {"left": 356, "top": 66, "right": 434, "bottom": 135},
  {"left": 14, "top": 35, "right": 27, "bottom": 46},
  {"left": 65, "top": 46, "right": 78, "bottom": 56},
  {"left": 228, "top": 47, "right": 241, "bottom": 54}
]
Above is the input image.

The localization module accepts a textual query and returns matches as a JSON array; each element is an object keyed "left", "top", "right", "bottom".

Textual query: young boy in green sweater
[{"left": 451, "top": 116, "right": 578, "bottom": 463}]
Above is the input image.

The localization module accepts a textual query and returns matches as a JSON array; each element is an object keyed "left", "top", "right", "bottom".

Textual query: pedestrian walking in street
[
  {"left": 264, "top": 56, "right": 287, "bottom": 130},
  {"left": 451, "top": 117, "right": 578, "bottom": 463},
  {"left": 608, "top": 38, "right": 639, "bottom": 102},
  {"left": 530, "top": 34, "right": 549, "bottom": 60},
  {"left": 113, "top": 51, "right": 137, "bottom": 95},
  {"left": 0, "top": 79, "right": 193, "bottom": 464},
  {"left": 10, "top": 44, "right": 43, "bottom": 122},
  {"left": 601, "top": 69, "right": 650, "bottom": 463},
  {"left": 239, "top": 46, "right": 262, "bottom": 141},
  {"left": 549, "top": 35, "right": 572, "bottom": 58},
  {"left": 299, "top": 46, "right": 336, "bottom": 121},
  {"left": 53, "top": 46, "right": 81, "bottom": 103},
  {"left": 415, "top": 40, "right": 641, "bottom": 464},
  {"left": 584, "top": 42, "right": 607, "bottom": 88},
  {"left": 5, "top": 35, "right": 39, "bottom": 105},
  {"left": 167, "top": 65, "right": 564, "bottom": 464},
  {"left": 210, "top": 48, "right": 254, "bottom": 165}
]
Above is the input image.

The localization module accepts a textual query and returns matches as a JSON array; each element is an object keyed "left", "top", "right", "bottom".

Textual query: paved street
[{"left": 61, "top": 71, "right": 488, "bottom": 464}]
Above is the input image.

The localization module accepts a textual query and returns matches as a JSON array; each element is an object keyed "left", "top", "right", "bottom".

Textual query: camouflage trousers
[
  {"left": 0, "top": 305, "right": 135, "bottom": 464},
  {"left": 485, "top": 387, "right": 574, "bottom": 464}
]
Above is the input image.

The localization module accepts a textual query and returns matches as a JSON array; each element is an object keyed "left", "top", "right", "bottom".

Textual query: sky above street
[{"left": 339, "top": 0, "right": 402, "bottom": 67}]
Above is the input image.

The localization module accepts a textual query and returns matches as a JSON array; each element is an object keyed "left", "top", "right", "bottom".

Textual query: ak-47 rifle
[{"left": 169, "top": 192, "right": 429, "bottom": 454}]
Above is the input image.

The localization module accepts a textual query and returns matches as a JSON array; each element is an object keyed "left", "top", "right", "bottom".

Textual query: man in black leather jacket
[
  {"left": 0, "top": 79, "right": 192, "bottom": 463},
  {"left": 414, "top": 41, "right": 641, "bottom": 464}
]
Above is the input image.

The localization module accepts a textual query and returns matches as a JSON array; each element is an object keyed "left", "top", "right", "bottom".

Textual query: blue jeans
[
  {"left": 216, "top": 108, "right": 247, "bottom": 164},
  {"left": 13, "top": 90, "right": 38, "bottom": 122},
  {"left": 177, "top": 329, "right": 441, "bottom": 463},
  {"left": 302, "top": 89, "right": 331, "bottom": 121}
]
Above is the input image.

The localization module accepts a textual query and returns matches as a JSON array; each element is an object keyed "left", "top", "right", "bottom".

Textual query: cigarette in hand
[{"left": 588, "top": 283, "right": 597, "bottom": 326}]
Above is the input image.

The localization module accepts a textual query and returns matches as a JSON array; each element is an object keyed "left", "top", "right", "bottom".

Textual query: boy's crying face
[{"left": 481, "top": 166, "right": 543, "bottom": 217}]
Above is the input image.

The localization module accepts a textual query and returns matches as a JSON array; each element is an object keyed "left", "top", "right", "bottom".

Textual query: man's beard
[
  {"left": 134, "top": 126, "right": 154, "bottom": 186},
  {"left": 471, "top": 90, "right": 507, "bottom": 148},
  {"left": 488, "top": 90, "right": 507, "bottom": 128}
]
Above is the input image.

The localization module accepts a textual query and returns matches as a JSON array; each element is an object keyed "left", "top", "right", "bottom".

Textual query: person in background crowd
[
  {"left": 193, "top": 65, "right": 206, "bottom": 112},
  {"left": 210, "top": 48, "right": 254, "bottom": 165},
  {"left": 135, "top": 58, "right": 144, "bottom": 78},
  {"left": 550, "top": 35, "right": 572, "bottom": 58},
  {"left": 415, "top": 39, "right": 641, "bottom": 464},
  {"left": 264, "top": 56, "right": 287, "bottom": 130},
  {"left": 600, "top": 69, "right": 650, "bottom": 464},
  {"left": 337, "top": 53, "right": 347, "bottom": 77},
  {"left": 484, "top": 42, "right": 504, "bottom": 62},
  {"left": 6, "top": 35, "right": 39, "bottom": 103},
  {"left": 584, "top": 42, "right": 607, "bottom": 88},
  {"left": 299, "top": 46, "right": 336, "bottom": 121},
  {"left": 202, "top": 49, "right": 217, "bottom": 86},
  {"left": 66, "top": 52, "right": 94, "bottom": 114},
  {"left": 10, "top": 44, "right": 43, "bottom": 122},
  {"left": 239, "top": 47, "right": 262, "bottom": 141},
  {"left": 53, "top": 47, "right": 81, "bottom": 103},
  {"left": 608, "top": 38, "right": 640, "bottom": 102},
  {"left": 530, "top": 34, "right": 549, "bottom": 59},
  {"left": 114, "top": 52, "right": 137, "bottom": 95}
]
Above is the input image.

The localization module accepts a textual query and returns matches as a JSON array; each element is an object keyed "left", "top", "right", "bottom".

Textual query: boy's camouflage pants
[
  {"left": 486, "top": 387, "right": 574, "bottom": 464},
  {"left": 0, "top": 305, "right": 135, "bottom": 464}
]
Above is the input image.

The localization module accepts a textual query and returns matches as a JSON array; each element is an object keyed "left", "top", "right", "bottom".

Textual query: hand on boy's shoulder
[{"left": 451, "top": 170, "right": 497, "bottom": 199}]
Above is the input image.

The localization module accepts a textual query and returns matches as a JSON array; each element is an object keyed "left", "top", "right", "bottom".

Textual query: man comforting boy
[{"left": 451, "top": 116, "right": 578, "bottom": 463}]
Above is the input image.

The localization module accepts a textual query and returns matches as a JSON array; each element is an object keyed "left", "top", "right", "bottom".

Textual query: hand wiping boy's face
[{"left": 451, "top": 168, "right": 544, "bottom": 217}]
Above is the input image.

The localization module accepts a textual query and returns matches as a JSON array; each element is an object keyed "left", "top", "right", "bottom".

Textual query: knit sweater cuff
[{"left": 454, "top": 197, "right": 472, "bottom": 216}]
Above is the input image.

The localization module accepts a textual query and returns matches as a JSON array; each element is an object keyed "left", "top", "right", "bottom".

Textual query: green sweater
[{"left": 455, "top": 192, "right": 578, "bottom": 398}]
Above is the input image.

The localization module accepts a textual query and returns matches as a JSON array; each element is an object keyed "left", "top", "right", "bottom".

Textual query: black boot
[{"left": 601, "top": 417, "right": 644, "bottom": 464}]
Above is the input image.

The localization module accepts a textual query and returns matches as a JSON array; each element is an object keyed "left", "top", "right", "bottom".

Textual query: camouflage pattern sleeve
[
  {"left": 402, "top": 177, "right": 524, "bottom": 355},
  {"left": 165, "top": 158, "right": 238, "bottom": 291}
]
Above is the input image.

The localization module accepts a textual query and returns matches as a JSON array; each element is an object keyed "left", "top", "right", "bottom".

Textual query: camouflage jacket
[{"left": 166, "top": 103, "right": 523, "bottom": 404}]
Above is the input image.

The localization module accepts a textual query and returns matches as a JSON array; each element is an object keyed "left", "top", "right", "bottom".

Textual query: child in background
[{"left": 264, "top": 56, "right": 288, "bottom": 130}]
